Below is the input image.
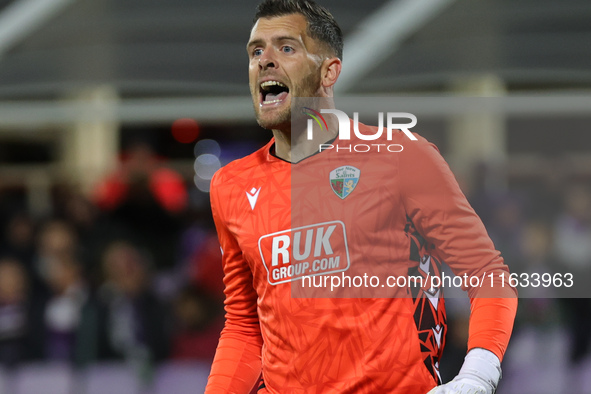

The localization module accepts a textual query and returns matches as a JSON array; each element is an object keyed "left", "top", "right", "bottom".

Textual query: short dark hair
[{"left": 254, "top": 0, "right": 343, "bottom": 60}]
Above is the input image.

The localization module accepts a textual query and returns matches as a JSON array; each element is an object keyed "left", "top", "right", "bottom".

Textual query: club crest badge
[{"left": 329, "top": 166, "right": 360, "bottom": 199}]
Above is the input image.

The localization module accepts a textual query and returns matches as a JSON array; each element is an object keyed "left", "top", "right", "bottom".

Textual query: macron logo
[{"left": 246, "top": 187, "right": 261, "bottom": 210}]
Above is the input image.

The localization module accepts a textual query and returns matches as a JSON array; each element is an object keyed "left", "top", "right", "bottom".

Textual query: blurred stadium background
[{"left": 0, "top": 0, "right": 590, "bottom": 393}]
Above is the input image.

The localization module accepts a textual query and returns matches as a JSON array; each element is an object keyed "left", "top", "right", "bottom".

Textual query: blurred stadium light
[
  {"left": 336, "top": 0, "right": 457, "bottom": 93},
  {"left": 0, "top": 0, "right": 76, "bottom": 57}
]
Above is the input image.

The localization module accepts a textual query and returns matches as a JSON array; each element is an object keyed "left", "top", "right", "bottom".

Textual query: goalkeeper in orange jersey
[{"left": 205, "top": 1, "right": 517, "bottom": 393}]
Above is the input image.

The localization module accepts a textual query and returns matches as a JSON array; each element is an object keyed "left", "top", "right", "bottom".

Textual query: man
[{"left": 205, "top": 1, "right": 517, "bottom": 393}]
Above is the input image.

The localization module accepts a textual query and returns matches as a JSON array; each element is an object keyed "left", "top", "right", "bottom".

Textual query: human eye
[
  {"left": 281, "top": 46, "right": 294, "bottom": 54},
  {"left": 252, "top": 48, "right": 263, "bottom": 57}
]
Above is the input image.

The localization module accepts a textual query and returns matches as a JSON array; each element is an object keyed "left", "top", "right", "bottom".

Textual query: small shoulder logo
[
  {"left": 246, "top": 187, "right": 261, "bottom": 210},
  {"left": 329, "top": 166, "right": 360, "bottom": 199},
  {"left": 303, "top": 107, "right": 328, "bottom": 139}
]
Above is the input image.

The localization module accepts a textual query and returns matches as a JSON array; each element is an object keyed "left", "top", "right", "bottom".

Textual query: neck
[{"left": 272, "top": 99, "right": 338, "bottom": 163}]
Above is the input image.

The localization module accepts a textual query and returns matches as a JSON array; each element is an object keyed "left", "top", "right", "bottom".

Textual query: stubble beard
[
  {"left": 254, "top": 71, "right": 321, "bottom": 133},
  {"left": 255, "top": 103, "right": 291, "bottom": 131}
]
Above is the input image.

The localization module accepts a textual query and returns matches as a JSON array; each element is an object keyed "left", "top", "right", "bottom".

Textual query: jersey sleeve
[
  {"left": 205, "top": 170, "right": 263, "bottom": 393},
  {"left": 399, "top": 135, "right": 517, "bottom": 361}
]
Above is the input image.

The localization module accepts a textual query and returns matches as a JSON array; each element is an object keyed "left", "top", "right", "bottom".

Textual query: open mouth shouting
[{"left": 259, "top": 80, "right": 290, "bottom": 107}]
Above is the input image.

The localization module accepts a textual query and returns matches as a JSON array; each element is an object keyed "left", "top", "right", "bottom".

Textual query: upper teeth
[{"left": 260, "top": 81, "right": 286, "bottom": 89}]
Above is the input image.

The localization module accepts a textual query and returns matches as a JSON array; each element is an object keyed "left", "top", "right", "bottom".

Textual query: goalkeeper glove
[{"left": 426, "top": 348, "right": 501, "bottom": 394}]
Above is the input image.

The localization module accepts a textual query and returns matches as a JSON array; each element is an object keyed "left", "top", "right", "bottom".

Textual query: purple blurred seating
[
  {"left": 153, "top": 361, "right": 210, "bottom": 394},
  {"left": 83, "top": 363, "right": 142, "bottom": 394},
  {"left": 13, "top": 363, "right": 74, "bottom": 394},
  {"left": 0, "top": 368, "right": 7, "bottom": 394}
]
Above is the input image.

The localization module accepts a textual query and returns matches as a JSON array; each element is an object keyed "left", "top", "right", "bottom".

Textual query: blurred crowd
[
  {"left": 0, "top": 144, "right": 225, "bottom": 371},
  {"left": 0, "top": 145, "right": 590, "bottom": 382},
  {"left": 442, "top": 161, "right": 591, "bottom": 382}
]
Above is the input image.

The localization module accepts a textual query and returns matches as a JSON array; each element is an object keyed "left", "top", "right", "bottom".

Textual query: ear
[{"left": 321, "top": 57, "right": 342, "bottom": 89}]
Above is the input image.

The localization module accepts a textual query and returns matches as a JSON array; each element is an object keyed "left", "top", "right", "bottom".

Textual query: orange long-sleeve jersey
[{"left": 206, "top": 124, "right": 517, "bottom": 394}]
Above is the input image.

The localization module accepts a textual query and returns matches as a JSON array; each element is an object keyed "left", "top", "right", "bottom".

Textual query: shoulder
[
  {"left": 352, "top": 121, "right": 440, "bottom": 159},
  {"left": 211, "top": 139, "right": 274, "bottom": 189},
  {"left": 382, "top": 127, "right": 442, "bottom": 165}
]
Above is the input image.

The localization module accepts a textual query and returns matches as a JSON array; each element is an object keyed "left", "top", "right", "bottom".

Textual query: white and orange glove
[{"left": 427, "top": 348, "right": 502, "bottom": 394}]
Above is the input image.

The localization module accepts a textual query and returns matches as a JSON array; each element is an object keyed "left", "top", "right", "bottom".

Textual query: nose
[{"left": 259, "top": 49, "right": 278, "bottom": 70}]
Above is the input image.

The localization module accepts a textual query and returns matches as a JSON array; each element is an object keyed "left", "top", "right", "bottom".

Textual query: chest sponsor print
[{"left": 258, "top": 221, "right": 350, "bottom": 285}]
